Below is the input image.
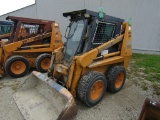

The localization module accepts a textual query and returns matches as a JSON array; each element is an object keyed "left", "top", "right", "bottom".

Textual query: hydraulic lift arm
[
  {"left": 78, "top": 34, "right": 124, "bottom": 67},
  {"left": 3, "top": 32, "right": 51, "bottom": 53}
]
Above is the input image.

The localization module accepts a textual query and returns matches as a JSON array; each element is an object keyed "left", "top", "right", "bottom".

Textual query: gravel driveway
[{"left": 0, "top": 69, "right": 159, "bottom": 120}]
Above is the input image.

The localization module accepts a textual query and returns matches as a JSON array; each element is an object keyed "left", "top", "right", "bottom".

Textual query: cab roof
[
  {"left": 6, "top": 16, "right": 54, "bottom": 24},
  {"left": 63, "top": 9, "right": 124, "bottom": 23},
  {"left": 0, "top": 21, "right": 13, "bottom": 25}
]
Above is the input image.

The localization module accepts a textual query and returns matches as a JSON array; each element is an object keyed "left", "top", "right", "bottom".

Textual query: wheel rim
[
  {"left": 40, "top": 58, "right": 50, "bottom": 70},
  {"left": 115, "top": 71, "right": 124, "bottom": 89},
  {"left": 90, "top": 80, "right": 105, "bottom": 101},
  {"left": 11, "top": 61, "right": 26, "bottom": 75}
]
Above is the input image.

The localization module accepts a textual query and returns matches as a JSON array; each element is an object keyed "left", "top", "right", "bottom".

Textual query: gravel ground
[{"left": 0, "top": 68, "right": 159, "bottom": 120}]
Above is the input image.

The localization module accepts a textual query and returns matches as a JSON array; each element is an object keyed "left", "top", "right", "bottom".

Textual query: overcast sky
[{"left": 0, "top": 0, "right": 35, "bottom": 16}]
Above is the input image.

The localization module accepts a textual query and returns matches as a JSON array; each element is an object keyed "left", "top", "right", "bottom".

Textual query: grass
[{"left": 132, "top": 53, "right": 160, "bottom": 83}]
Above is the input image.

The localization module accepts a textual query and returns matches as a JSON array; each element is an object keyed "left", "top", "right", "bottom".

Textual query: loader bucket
[
  {"left": 13, "top": 71, "right": 77, "bottom": 120},
  {"left": 138, "top": 98, "right": 160, "bottom": 120}
]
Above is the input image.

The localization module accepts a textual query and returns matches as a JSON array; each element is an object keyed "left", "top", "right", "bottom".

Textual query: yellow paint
[
  {"left": 78, "top": 49, "right": 98, "bottom": 67},
  {"left": 103, "top": 51, "right": 120, "bottom": 59},
  {"left": 89, "top": 56, "right": 124, "bottom": 68},
  {"left": 121, "top": 22, "right": 132, "bottom": 57},
  {"left": 13, "top": 48, "right": 53, "bottom": 53},
  {"left": 29, "top": 44, "right": 50, "bottom": 48},
  {"left": 82, "top": 65, "right": 109, "bottom": 76},
  {"left": 97, "top": 35, "right": 124, "bottom": 52},
  {"left": 0, "top": 48, "right": 2, "bottom": 63},
  {"left": 70, "top": 57, "right": 83, "bottom": 97},
  {"left": 67, "top": 59, "right": 76, "bottom": 89}
]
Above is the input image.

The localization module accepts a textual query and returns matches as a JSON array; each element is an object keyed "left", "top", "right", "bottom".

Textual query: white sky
[{"left": 0, "top": 0, "right": 35, "bottom": 16}]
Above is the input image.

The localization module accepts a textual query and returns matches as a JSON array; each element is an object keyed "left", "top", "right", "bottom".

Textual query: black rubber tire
[
  {"left": 106, "top": 66, "right": 126, "bottom": 93},
  {"left": 77, "top": 71, "right": 107, "bottom": 107},
  {"left": 5, "top": 55, "right": 30, "bottom": 78},
  {"left": 35, "top": 53, "right": 51, "bottom": 73}
]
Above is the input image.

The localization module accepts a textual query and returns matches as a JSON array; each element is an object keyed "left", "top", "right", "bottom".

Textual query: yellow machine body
[
  {"left": 0, "top": 23, "right": 63, "bottom": 77},
  {"left": 52, "top": 22, "right": 132, "bottom": 96}
]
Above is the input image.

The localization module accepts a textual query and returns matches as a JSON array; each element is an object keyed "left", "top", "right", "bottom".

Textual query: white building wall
[
  {"left": 0, "top": 0, "right": 160, "bottom": 53},
  {"left": 0, "top": 4, "right": 37, "bottom": 19}
]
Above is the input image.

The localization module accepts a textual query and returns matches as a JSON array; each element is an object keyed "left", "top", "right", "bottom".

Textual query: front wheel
[
  {"left": 77, "top": 71, "right": 107, "bottom": 107},
  {"left": 5, "top": 56, "right": 30, "bottom": 78}
]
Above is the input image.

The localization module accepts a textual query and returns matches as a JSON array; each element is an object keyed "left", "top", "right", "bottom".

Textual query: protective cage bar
[{"left": 92, "top": 21, "right": 116, "bottom": 48}]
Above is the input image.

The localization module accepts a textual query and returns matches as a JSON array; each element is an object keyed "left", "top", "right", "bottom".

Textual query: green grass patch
[{"left": 132, "top": 53, "right": 160, "bottom": 83}]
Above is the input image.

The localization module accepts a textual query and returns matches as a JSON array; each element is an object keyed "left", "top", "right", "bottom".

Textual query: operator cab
[
  {"left": 63, "top": 9, "right": 124, "bottom": 62},
  {"left": 0, "top": 21, "right": 13, "bottom": 36}
]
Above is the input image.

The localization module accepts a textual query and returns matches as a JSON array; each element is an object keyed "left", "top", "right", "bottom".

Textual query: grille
[{"left": 92, "top": 21, "right": 115, "bottom": 48}]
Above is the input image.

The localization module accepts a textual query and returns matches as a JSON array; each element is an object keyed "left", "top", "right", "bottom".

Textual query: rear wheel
[
  {"left": 107, "top": 66, "right": 126, "bottom": 93},
  {"left": 35, "top": 53, "right": 51, "bottom": 72},
  {"left": 77, "top": 71, "right": 107, "bottom": 107},
  {"left": 5, "top": 55, "right": 30, "bottom": 78}
]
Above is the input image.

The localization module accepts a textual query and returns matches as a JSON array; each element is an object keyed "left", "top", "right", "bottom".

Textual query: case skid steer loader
[
  {"left": 0, "top": 16, "right": 63, "bottom": 78},
  {"left": 13, "top": 9, "right": 132, "bottom": 120}
]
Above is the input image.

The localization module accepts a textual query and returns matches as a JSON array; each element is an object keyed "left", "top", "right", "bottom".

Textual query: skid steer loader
[
  {"left": 0, "top": 16, "right": 63, "bottom": 78},
  {"left": 13, "top": 9, "right": 132, "bottom": 120}
]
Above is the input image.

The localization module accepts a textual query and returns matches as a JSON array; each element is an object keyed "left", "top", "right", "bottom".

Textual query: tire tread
[
  {"left": 35, "top": 53, "right": 51, "bottom": 72},
  {"left": 5, "top": 55, "right": 30, "bottom": 78},
  {"left": 107, "top": 66, "right": 126, "bottom": 93},
  {"left": 77, "top": 71, "right": 107, "bottom": 107}
]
